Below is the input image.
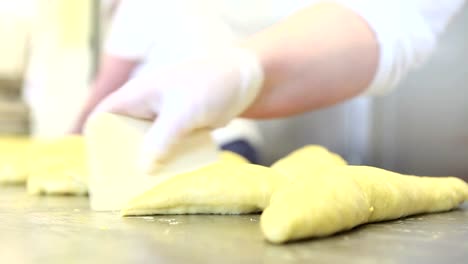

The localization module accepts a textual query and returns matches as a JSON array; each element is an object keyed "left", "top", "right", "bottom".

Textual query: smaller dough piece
[
  {"left": 0, "top": 137, "right": 31, "bottom": 184},
  {"left": 261, "top": 166, "right": 468, "bottom": 244},
  {"left": 27, "top": 157, "right": 88, "bottom": 195},
  {"left": 122, "top": 163, "right": 286, "bottom": 216},
  {"left": 27, "top": 136, "right": 88, "bottom": 195},
  {"left": 271, "top": 145, "right": 347, "bottom": 182}
]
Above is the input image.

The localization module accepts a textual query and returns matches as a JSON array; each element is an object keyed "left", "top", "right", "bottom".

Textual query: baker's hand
[{"left": 95, "top": 48, "right": 264, "bottom": 170}]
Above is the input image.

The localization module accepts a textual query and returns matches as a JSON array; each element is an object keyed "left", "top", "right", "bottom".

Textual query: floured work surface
[{"left": 1, "top": 186, "right": 467, "bottom": 264}]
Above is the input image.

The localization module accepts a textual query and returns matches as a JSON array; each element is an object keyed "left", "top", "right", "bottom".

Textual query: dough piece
[
  {"left": 0, "top": 137, "right": 31, "bottom": 184},
  {"left": 27, "top": 136, "right": 88, "bottom": 195},
  {"left": 271, "top": 145, "right": 347, "bottom": 181},
  {"left": 261, "top": 166, "right": 468, "bottom": 244},
  {"left": 122, "top": 163, "right": 286, "bottom": 216},
  {"left": 27, "top": 136, "right": 86, "bottom": 170},
  {"left": 84, "top": 112, "right": 219, "bottom": 211}
]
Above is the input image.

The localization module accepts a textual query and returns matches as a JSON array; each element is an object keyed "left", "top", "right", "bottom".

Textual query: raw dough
[
  {"left": 27, "top": 136, "right": 88, "bottom": 195},
  {"left": 271, "top": 145, "right": 347, "bottom": 181},
  {"left": 122, "top": 163, "right": 286, "bottom": 216},
  {"left": 261, "top": 165, "right": 468, "bottom": 243},
  {"left": 0, "top": 137, "right": 31, "bottom": 184},
  {"left": 84, "top": 112, "right": 219, "bottom": 211}
]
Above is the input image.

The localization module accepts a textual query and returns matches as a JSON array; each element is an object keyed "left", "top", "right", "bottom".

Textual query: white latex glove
[{"left": 95, "top": 48, "right": 264, "bottom": 170}]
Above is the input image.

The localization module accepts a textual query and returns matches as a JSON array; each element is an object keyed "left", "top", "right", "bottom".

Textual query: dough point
[
  {"left": 271, "top": 145, "right": 347, "bottom": 182},
  {"left": 27, "top": 136, "right": 88, "bottom": 195},
  {"left": 261, "top": 165, "right": 468, "bottom": 244},
  {"left": 122, "top": 161, "right": 285, "bottom": 216},
  {"left": 219, "top": 150, "right": 250, "bottom": 164},
  {"left": 0, "top": 137, "right": 31, "bottom": 184}
]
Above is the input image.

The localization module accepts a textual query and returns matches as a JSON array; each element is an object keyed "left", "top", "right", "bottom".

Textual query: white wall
[{"left": 370, "top": 4, "right": 468, "bottom": 179}]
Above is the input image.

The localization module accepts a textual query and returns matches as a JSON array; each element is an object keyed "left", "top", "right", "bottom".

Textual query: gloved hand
[{"left": 94, "top": 48, "right": 264, "bottom": 171}]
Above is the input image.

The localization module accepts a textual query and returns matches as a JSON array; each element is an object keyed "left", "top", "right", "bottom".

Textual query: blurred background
[{"left": 0, "top": 0, "right": 467, "bottom": 179}]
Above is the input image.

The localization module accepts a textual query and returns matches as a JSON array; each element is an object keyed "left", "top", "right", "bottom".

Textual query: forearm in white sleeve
[{"left": 338, "top": 0, "right": 466, "bottom": 95}]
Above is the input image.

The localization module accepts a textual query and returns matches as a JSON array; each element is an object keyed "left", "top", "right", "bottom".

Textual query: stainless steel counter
[{"left": 1, "top": 186, "right": 467, "bottom": 264}]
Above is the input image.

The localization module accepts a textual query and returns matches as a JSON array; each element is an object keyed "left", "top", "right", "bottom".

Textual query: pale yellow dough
[
  {"left": 121, "top": 153, "right": 283, "bottom": 216},
  {"left": 27, "top": 136, "right": 88, "bottom": 195},
  {"left": 0, "top": 137, "right": 31, "bottom": 184},
  {"left": 261, "top": 166, "right": 468, "bottom": 244},
  {"left": 271, "top": 145, "right": 347, "bottom": 181}
]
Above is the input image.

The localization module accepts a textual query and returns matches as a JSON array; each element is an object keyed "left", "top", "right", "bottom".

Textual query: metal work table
[{"left": 1, "top": 186, "right": 467, "bottom": 264}]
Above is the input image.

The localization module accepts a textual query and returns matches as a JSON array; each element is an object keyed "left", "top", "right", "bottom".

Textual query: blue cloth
[{"left": 220, "top": 139, "right": 259, "bottom": 164}]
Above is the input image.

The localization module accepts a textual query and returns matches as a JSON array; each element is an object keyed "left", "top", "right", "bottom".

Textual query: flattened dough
[
  {"left": 271, "top": 145, "right": 347, "bottom": 181},
  {"left": 261, "top": 166, "right": 468, "bottom": 244},
  {"left": 122, "top": 163, "right": 285, "bottom": 216},
  {"left": 27, "top": 136, "right": 88, "bottom": 195},
  {"left": 0, "top": 137, "right": 31, "bottom": 184}
]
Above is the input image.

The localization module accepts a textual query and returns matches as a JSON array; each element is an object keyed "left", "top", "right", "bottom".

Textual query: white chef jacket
[{"left": 105, "top": 0, "right": 465, "bottom": 96}]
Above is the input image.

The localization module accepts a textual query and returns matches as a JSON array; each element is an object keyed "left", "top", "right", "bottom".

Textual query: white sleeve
[
  {"left": 104, "top": 0, "right": 156, "bottom": 59},
  {"left": 336, "top": 0, "right": 466, "bottom": 96}
]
